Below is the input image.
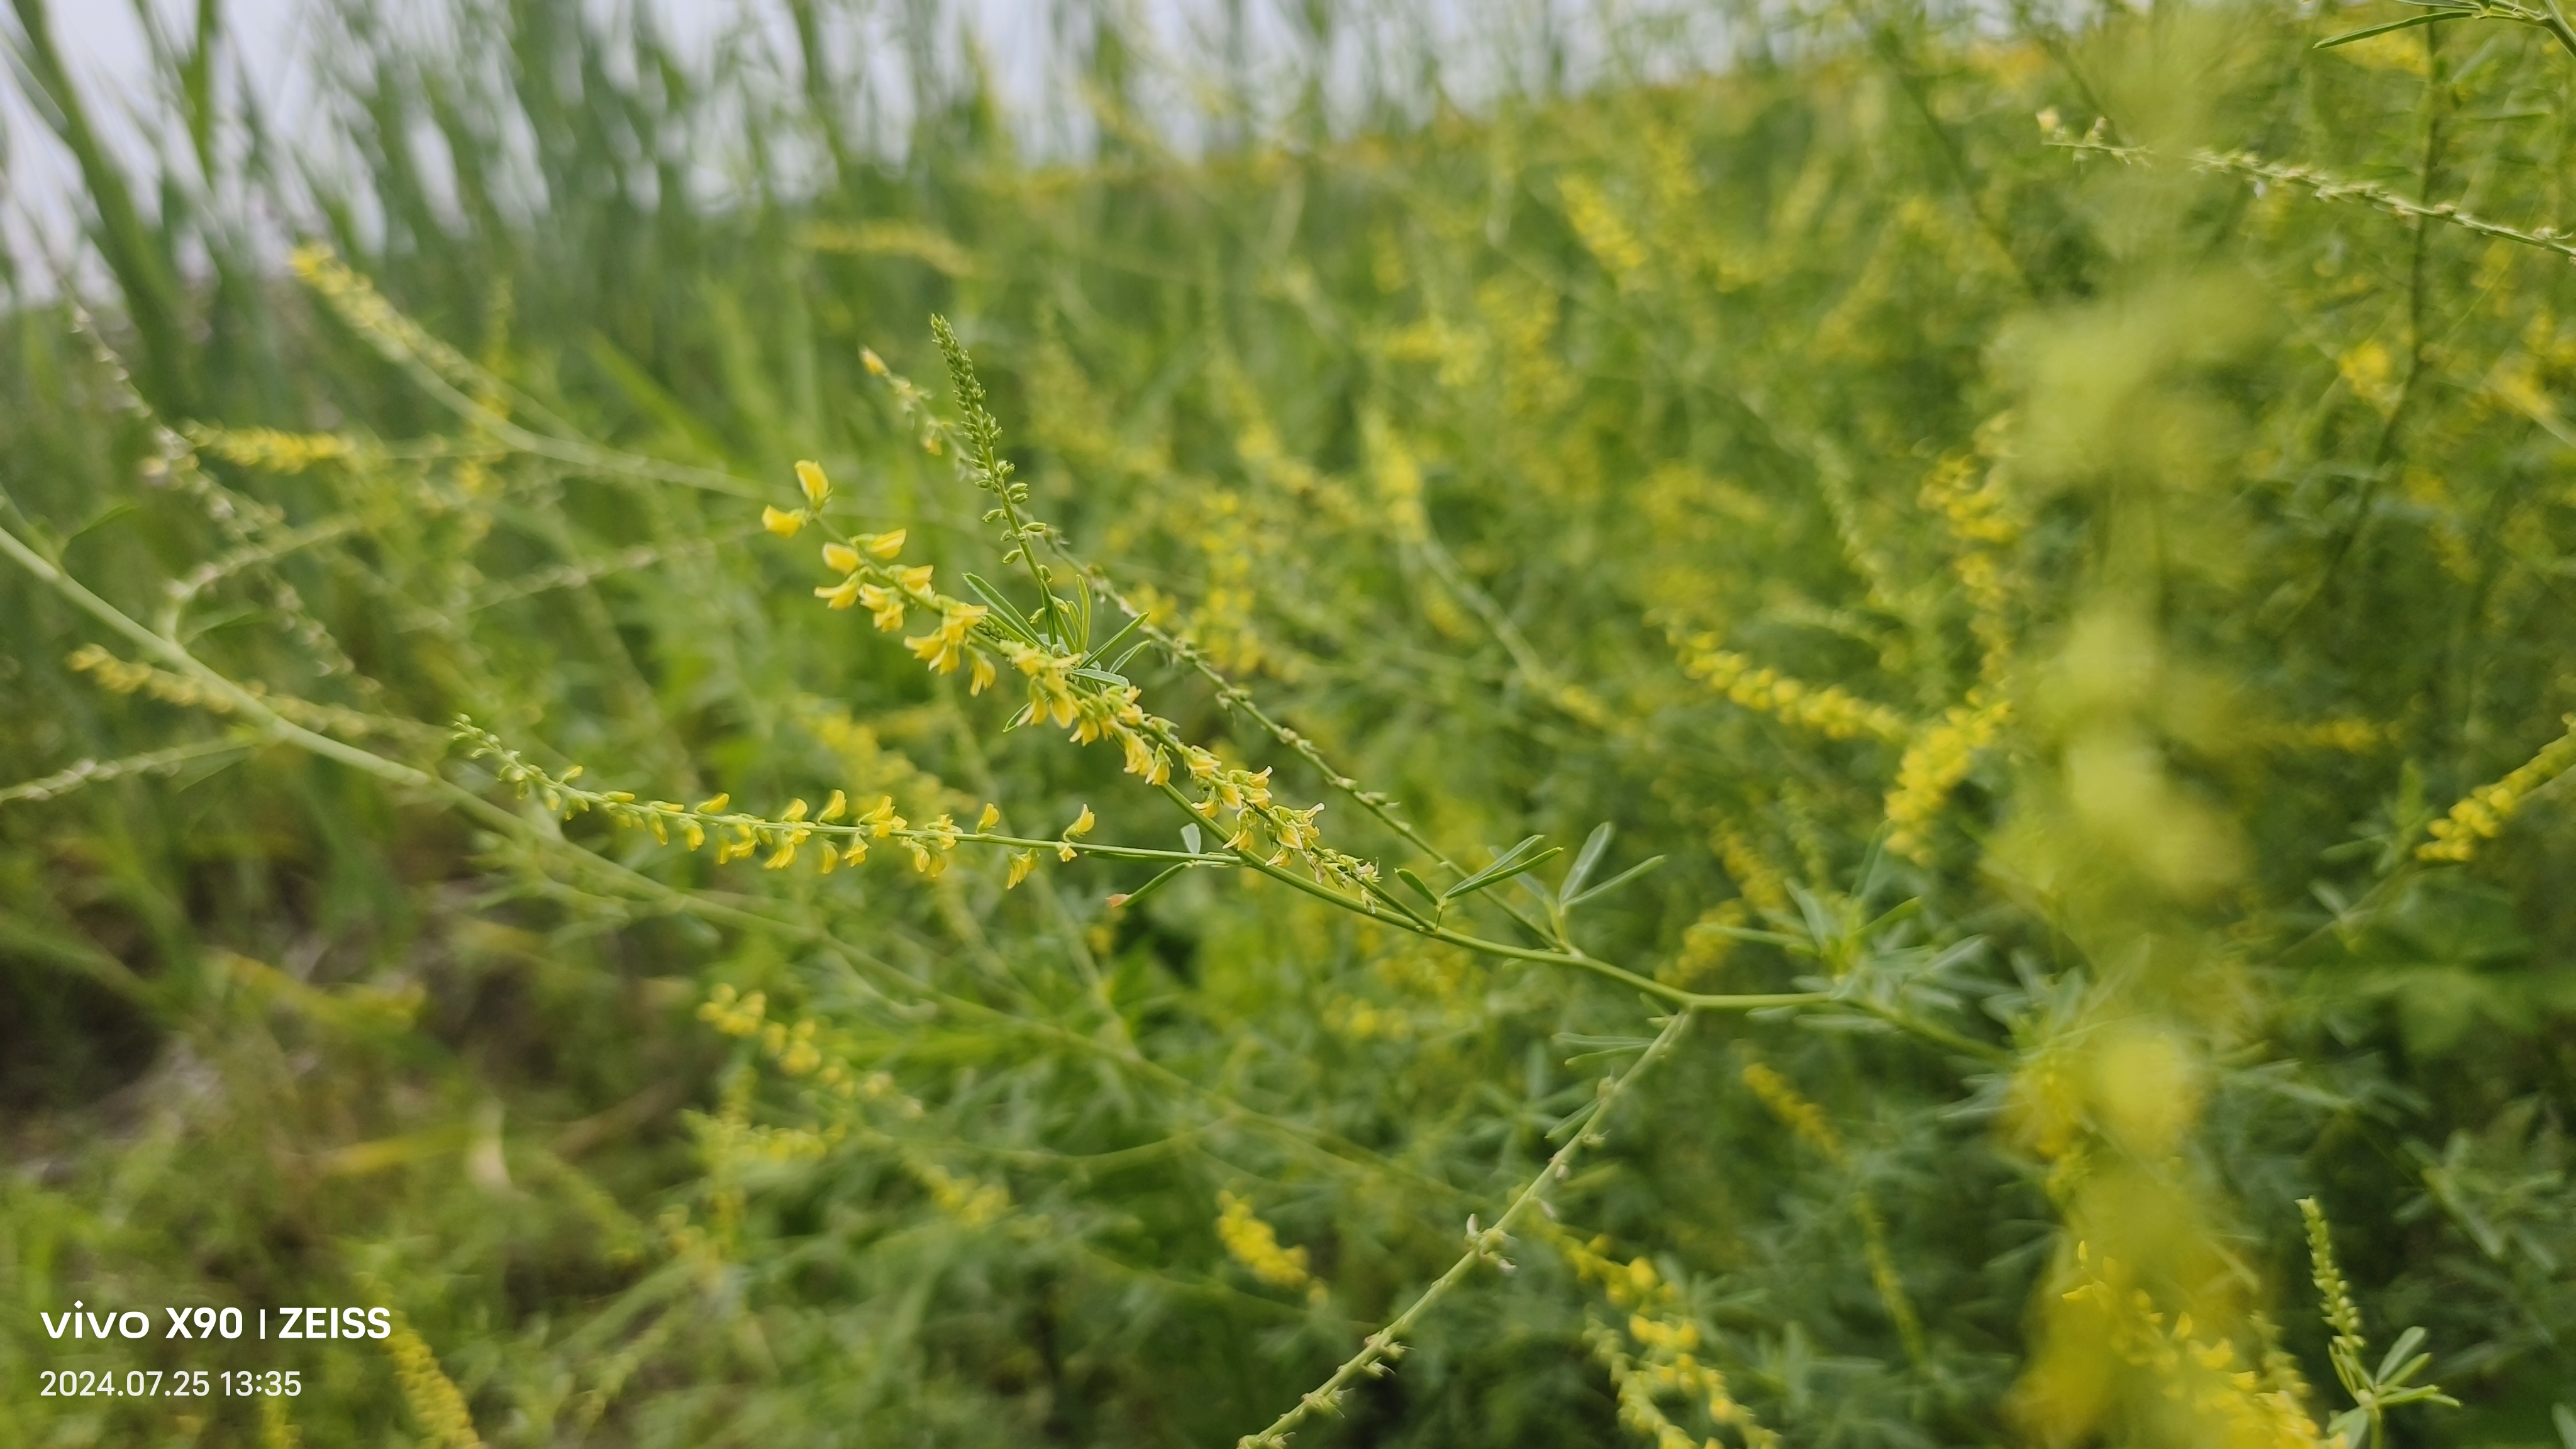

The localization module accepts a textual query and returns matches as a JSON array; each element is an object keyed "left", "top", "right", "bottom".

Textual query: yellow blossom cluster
[
  {"left": 771, "top": 448, "right": 1373, "bottom": 893},
  {"left": 1557, "top": 1236, "right": 1777, "bottom": 1449},
  {"left": 1883, "top": 691, "right": 2012, "bottom": 863},
  {"left": 1215, "top": 1190, "right": 1323, "bottom": 1300},
  {"left": 912, "top": 1160, "right": 1011, "bottom": 1226},
  {"left": 1740, "top": 1062, "right": 1841, "bottom": 1157},
  {"left": 453, "top": 721, "right": 972, "bottom": 878},
  {"left": 1918, "top": 447, "right": 2023, "bottom": 682},
  {"left": 2417, "top": 714, "right": 2576, "bottom": 862},
  {"left": 1674, "top": 634, "right": 1909, "bottom": 742},
  {"left": 1560, "top": 173, "right": 1653, "bottom": 286},
  {"left": 384, "top": 1316, "right": 487, "bottom": 1449},
  {"left": 69, "top": 644, "right": 405, "bottom": 740},
  {"left": 1709, "top": 822, "right": 1790, "bottom": 916},
  {"left": 2043, "top": 1247, "right": 2338, "bottom": 1449},
  {"left": 291, "top": 244, "right": 488, "bottom": 388},
  {"left": 1665, "top": 900, "right": 1749, "bottom": 986},
  {"left": 187, "top": 424, "right": 359, "bottom": 474},
  {"left": 697, "top": 984, "right": 899, "bottom": 1101}
]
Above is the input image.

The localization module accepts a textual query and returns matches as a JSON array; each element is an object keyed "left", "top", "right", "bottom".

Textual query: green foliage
[{"left": 5, "top": 1, "right": 2576, "bottom": 1446}]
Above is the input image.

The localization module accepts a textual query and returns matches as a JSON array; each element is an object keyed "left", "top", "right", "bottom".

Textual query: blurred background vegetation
[{"left": 6, "top": 0, "right": 2576, "bottom": 1445}]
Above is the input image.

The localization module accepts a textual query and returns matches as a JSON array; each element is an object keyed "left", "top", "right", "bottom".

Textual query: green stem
[{"left": 1234, "top": 1004, "right": 1701, "bottom": 1448}]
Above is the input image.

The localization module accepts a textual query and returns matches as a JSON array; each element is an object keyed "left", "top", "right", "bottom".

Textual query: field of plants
[{"left": 6, "top": 0, "right": 2576, "bottom": 1444}]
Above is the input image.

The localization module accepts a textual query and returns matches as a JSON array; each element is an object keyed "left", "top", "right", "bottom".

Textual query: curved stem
[{"left": 1234, "top": 1004, "right": 1700, "bottom": 1448}]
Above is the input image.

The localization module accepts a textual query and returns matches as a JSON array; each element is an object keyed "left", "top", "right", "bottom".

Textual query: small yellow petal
[
  {"left": 696, "top": 793, "right": 730, "bottom": 813},
  {"left": 762, "top": 506, "right": 804, "bottom": 537},
  {"left": 977, "top": 802, "right": 1001, "bottom": 831},
  {"left": 821, "top": 541, "right": 860, "bottom": 573},
  {"left": 865, "top": 528, "right": 908, "bottom": 559},
  {"left": 1067, "top": 805, "right": 1096, "bottom": 838},
  {"left": 796, "top": 460, "right": 831, "bottom": 508}
]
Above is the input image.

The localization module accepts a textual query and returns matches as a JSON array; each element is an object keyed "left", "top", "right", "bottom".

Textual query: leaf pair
[
  {"left": 2315, "top": 0, "right": 2576, "bottom": 57},
  {"left": 1391, "top": 824, "right": 1664, "bottom": 923}
]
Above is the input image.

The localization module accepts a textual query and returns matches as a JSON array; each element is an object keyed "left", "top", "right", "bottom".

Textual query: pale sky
[{"left": 3, "top": 0, "right": 1685, "bottom": 292}]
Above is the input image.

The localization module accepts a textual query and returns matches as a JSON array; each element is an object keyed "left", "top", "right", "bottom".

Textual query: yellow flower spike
[
  {"left": 1006, "top": 849, "right": 1036, "bottom": 887},
  {"left": 696, "top": 793, "right": 729, "bottom": 813},
  {"left": 1215, "top": 1191, "right": 1315, "bottom": 1292},
  {"left": 821, "top": 541, "right": 860, "bottom": 574},
  {"left": 977, "top": 802, "right": 1001, "bottom": 831},
  {"left": 864, "top": 528, "right": 907, "bottom": 558},
  {"left": 762, "top": 505, "right": 804, "bottom": 537},
  {"left": 816, "top": 579, "right": 861, "bottom": 609},
  {"left": 796, "top": 459, "right": 831, "bottom": 508},
  {"left": 819, "top": 790, "right": 848, "bottom": 823}
]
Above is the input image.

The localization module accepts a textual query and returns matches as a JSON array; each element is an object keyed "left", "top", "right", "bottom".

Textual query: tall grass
[{"left": 6, "top": 1, "right": 2576, "bottom": 1445}]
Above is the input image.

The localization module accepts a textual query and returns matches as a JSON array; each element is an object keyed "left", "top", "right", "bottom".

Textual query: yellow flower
[
  {"left": 819, "top": 790, "right": 848, "bottom": 822},
  {"left": 821, "top": 541, "right": 860, "bottom": 574},
  {"left": 1057, "top": 804, "right": 1096, "bottom": 862},
  {"left": 1006, "top": 849, "right": 1037, "bottom": 888},
  {"left": 896, "top": 563, "right": 935, "bottom": 595},
  {"left": 862, "top": 529, "right": 907, "bottom": 558},
  {"left": 2418, "top": 714, "right": 2576, "bottom": 862},
  {"left": 859, "top": 797, "right": 904, "bottom": 837},
  {"left": 904, "top": 601, "right": 988, "bottom": 675},
  {"left": 762, "top": 505, "right": 804, "bottom": 538},
  {"left": 858, "top": 584, "right": 905, "bottom": 631},
  {"left": 977, "top": 802, "right": 1001, "bottom": 830},
  {"left": 816, "top": 579, "right": 861, "bottom": 609},
  {"left": 1884, "top": 693, "right": 2011, "bottom": 863},
  {"left": 1215, "top": 1191, "right": 1314, "bottom": 1293},
  {"left": 796, "top": 459, "right": 831, "bottom": 508},
  {"left": 907, "top": 631, "right": 963, "bottom": 673}
]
